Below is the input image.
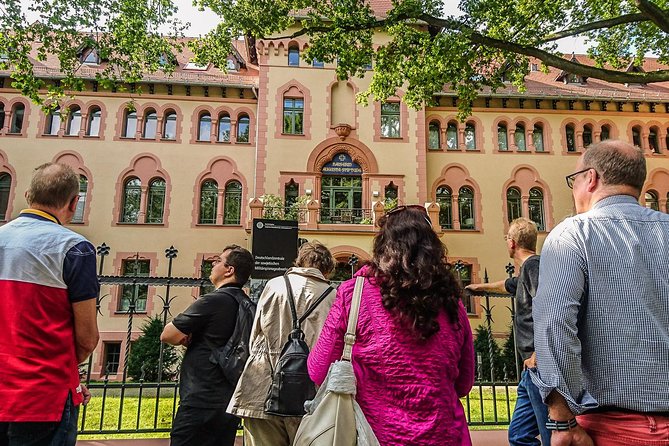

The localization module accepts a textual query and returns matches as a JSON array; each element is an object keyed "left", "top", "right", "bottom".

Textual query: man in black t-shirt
[
  {"left": 466, "top": 218, "right": 548, "bottom": 446},
  {"left": 161, "top": 245, "right": 254, "bottom": 446}
]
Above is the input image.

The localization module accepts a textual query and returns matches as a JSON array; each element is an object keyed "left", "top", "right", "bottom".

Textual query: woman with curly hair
[{"left": 308, "top": 205, "right": 475, "bottom": 446}]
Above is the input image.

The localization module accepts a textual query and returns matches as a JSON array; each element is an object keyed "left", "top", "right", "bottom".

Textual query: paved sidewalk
[{"left": 79, "top": 430, "right": 510, "bottom": 446}]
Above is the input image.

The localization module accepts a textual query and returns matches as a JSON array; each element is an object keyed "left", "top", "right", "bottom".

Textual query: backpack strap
[
  {"left": 283, "top": 273, "right": 300, "bottom": 331},
  {"left": 203, "top": 287, "right": 243, "bottom": 353},
  {"left": 298, "top": 285, "right": 333, "bottom": 325},
  {"left": 342, "top": 276, "right": 364, "bottom": 361}
]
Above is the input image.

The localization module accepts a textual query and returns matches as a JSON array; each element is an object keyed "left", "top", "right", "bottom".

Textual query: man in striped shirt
[{"left": 531, "top": 140, "right": 669, "bottom": 445}]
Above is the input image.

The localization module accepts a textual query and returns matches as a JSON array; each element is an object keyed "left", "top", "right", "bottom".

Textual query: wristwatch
[{"left": 546, "top": 417, "right": 578, "bottom": 431}]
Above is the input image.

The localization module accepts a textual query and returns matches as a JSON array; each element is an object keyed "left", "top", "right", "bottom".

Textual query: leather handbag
[{"left": 293, "top": 276, "right": 380, "bottom": 446}]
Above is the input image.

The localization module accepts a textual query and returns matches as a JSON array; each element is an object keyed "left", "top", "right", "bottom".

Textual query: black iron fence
[{"left": 79, "top": 245, "right": 522, "bottom": 435}]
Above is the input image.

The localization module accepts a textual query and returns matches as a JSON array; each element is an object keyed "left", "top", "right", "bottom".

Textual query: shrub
[
  {"left": 126, "top": 316, "right": 179, "bottom": 382},
  {"left": 473, "top": 324, "right": 505, "bottom": 381}
]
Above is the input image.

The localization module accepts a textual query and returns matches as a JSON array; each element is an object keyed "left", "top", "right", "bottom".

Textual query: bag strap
[
  {"left": 342, "top": 276, "right": 364, "bottom": 361},
  {"left": 298, "top": 285, "right": 334, "bottom": 325},
  {"left": 283, "top": 273, "right": 300, "bottom": 331}
]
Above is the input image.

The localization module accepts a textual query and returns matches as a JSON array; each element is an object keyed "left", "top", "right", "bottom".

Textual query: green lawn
[{"left": 79, "top": 385, "right": 516, "bottom": 439}]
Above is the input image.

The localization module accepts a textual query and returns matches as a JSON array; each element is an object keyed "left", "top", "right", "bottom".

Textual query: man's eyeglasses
[
  {"left": 386, "top": 205, "right": 432, "bottom": 226},
  {"left": 211, "top": 256, "right": 223, "bottom": 266},
  {"left": 565, "top": 168, "right": 594, "bottom": 189}
]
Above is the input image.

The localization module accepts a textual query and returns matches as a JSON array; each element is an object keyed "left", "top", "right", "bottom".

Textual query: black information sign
[{"left": 251, "top": 219, "right": 299, "bottom": 279}]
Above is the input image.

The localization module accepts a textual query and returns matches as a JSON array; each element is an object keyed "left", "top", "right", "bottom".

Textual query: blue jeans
[
  {"left": 0, "top": 393, "right": 79, "bottom": 446},
  {"left": 508, "top": 369, "right": 551, "bottom": 446}
]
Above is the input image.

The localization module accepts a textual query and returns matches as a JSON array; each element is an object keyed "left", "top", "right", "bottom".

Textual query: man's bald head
[
  {"left": 582, "top": 140, "right": 646, "bottom": 194},
  {"left": 26, "top": 163, "right": 80, "bottom": 209}
]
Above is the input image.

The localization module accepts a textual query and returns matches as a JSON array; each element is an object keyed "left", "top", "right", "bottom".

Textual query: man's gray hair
[
  {"left": 583, "top": 140, "right": 646, "bottom": 192},
  {"left": 26, "top": 163, "right": 80, "bottom": 208}
]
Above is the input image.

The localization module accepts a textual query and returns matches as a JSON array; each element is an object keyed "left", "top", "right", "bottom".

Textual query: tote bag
[{"left": 293, "top": 276, "right": 380, "bottom": 446}]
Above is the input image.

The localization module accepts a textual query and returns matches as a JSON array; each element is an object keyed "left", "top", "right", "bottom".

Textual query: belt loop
[{"left": 646, "top": 415, "right": 657, "bottom": 433}]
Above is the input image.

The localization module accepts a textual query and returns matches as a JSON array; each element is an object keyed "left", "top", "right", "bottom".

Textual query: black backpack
[
  {"left": 264, "top": 273, "right": 333, "bottom": 417},
  {"left": 206, "top": 288, "right": 257, "bottom": 386}
]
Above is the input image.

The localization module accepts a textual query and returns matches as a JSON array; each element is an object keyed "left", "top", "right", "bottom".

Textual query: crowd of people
[{"left": 1, "top": 139, "right": 668, "bottom": 446}]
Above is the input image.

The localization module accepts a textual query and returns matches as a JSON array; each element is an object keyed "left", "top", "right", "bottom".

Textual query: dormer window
[
  {"left": 530, "top": 63, "right": 539, "bottom": 71},
  {"left": 81, "top": 49, "right": 99, "bottom": 65},
  {"left": 158, "top": 53, "right": 173, "bottom": 67},
  {"left": 184, "top": 61, "right": 210, "bottom": 71},
  {"left": 226, "top": 59, "right": 237, "bottom": 71}
]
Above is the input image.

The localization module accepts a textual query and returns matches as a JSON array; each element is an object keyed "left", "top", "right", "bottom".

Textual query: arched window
[
  {"left": 632, "top": 126, "right": 642, "bottom": 147},
  {"left": 506, "top": 187, "right": 522, "bottom": 223},
  {"left": 566, "top": 124, "right": 576, "bottom": 152},
  {"left": 288, "top": 46, "right": 300, "bottom": 66},
  {"left": 163, "top": 111, "right": 177, "bottom": 140},
  {"left": 9, "top": 104, "right": 25, "bottom": 134},
  {"left": 46, "top": 107, "right": 61, "bottom": 135},
  {"left": 198, "top": 112, "right": 212, "bottom": 141},
  {"left": 0, "top": 173, "right": 10, "bottom": 220},
  {"left": 146, "top": 178, "right": 166, "bottom": 224},
  {"left": 436, "top": 185, "right": 452, "bottom": 229},
  {"left": 237, "top": 114, "right": 250, "bottom": 143},
  {"left": 464, "top": 123, "right": 476, "bottom": 150},
  {"left": 600, "top": 125, "right": 610, "bottom": 141},
  {"left": 218, "top": 113, "right": 231, "bottom": 142},
  {"left": 458, "top": 186, "right": 475, "bottom": 230},
  {"left": 143, "top": 110, "right": 157, "bottom": 139},
  {"left": 284, "top": 181, "right": 299, "bottom": 209},
  {"left": 199, "top": 180, "right": 218, "bottom": 224},
  {"left": 223, "top": 181, "right": 242, "bottom": 225},
  {"left": 533, "top": 124, "right": 544, "bottom": 152},
  {"left": 121, "top": 178, "right": 141, "bottom": 223},
  {"left": 123, "top": 111, "right": 137, "bottom": 138},
  {"left": 71, "top": 175, "right": 88, "bottom": 223},
  {"left": 498, "top": 124, "right": 508, "bottom": 151},
  {"left": 583, "top": 124, "right": 593, "bottom": 148},
  {"left": 514, "top": 124, "right": 526, "bottom": 151},
  {"left": 428, "top": 121, "right": 441, "bottom": 150},
  {"left": 446, "top": 122, "right": 458, "bottom": 150},
  {"left": 384, "top": 183, "right": 398, "bottom": 203},
  {"left": 649, "top": 127, "right": 660, "bottom": 153},
  {"left": 645, "top": 191, "right": 659, "bottom": 211},
  {"left": 0, "top": 103, "right": 4, "bottom": 130},
  {"left": 283, "top": 98, "right": 304, "bottom": 135},
  {"left": 529, "top": 188, "right": 545, "bottom": 231},
  {"left": 66, "top": 107, "right": 81, "bottom": 136},
  {"left": 87, "top": 107, "right": 101, "bottom": 137}
]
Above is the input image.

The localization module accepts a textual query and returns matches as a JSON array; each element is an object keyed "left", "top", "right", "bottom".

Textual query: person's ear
[{"left": 68, "top": 195, "right": 79, "bottom": 212}]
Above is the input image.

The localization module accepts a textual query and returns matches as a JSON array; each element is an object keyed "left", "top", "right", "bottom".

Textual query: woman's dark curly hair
[{"left": 367, "top": 206, "right": 463, "bottom": 340}]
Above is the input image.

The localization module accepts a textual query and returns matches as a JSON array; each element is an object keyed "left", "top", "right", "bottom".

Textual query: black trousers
[{"left": 170, "top": 405, "right": 239, "bottom": 446}]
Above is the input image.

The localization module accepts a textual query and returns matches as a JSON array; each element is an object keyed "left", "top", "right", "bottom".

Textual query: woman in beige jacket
[{"left": 227, "top": 241, "right": 336, "bottom": 446}]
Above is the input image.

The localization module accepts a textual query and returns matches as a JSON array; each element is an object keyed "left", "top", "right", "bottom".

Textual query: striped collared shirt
[{"left": 531, "top": 195, "right": 669, "bottom": 414}]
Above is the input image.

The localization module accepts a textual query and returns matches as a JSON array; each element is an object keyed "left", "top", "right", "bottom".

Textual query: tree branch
[{"left": 542, "top": 13, "right": 648, "bottom": 42}]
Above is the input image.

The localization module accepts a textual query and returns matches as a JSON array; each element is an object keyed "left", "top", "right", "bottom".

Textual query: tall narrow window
[
  {"left": 632, "top": 126, "right": 641, "bottom": 147},
  {"left": 380, "top": 102, "right": 400, "bottom": 138},
  {"left": 457, "top": 265, "right": 474, "bottom": 313},
  {"left": 506, "top": 188, "right": 522, "bottom": 223},
  {"left": 533, "top": 124, "right": 544, "bottom": 152},
  {"left": 199, "top": 180, "right": 218, "bottom": 224},
  {"left": 163, "top": 111, "right": 177, "bottom": 140},
  {"left": 237, "top": 115, "right": 250, "bottom": 143},
  {"left": 46, "top": 107, "right": 61, "bottom": 135},
  {"left": 384, "top": 183, "right": 398, "bottom": 203},
  {"left": 66, "top": 107, "right": 81, "bottom": 136},
  {"left": 566, "top": 125, "right": 576, "bottom": 152},
  {"left": 0, "top": 103, "right": 4, "bottom": 130},
  {"left": 199, "top": 260, "right": 215, "bottom": 295},
  {"left": 87, "top": 107, "right": 101, "bottom": 136},
  {"left": 0, "top": 173, "right": 10, "bottom": 220},
  {"left": 645, "top": 191, "right": 659, "bottom": 211},
  {"left": 514, "top": 124, "right": 526, "bottom": 151},
  {"left": 198, "top": 113, "right": 212, "bottom": 141},
  {"left": 283, "top": 98, "right": 304, "bottom": 135},
  {"left": 218, "top": 114, "right": 231, "bottom": 142},
  {"left": 284, "top": 181, "right": 299, "bottom": 209},
  {"left": 103, "top": 343, "right": 121, "bottom": 375},
  {"left": 649, "top": 128, "right": 660, "bottom": 153},
  {"left": 143, "top": 111, "right": 157, "bottom": 139},
  {"left": 446, "top": 122, "right": 458, "bottom": 149},
  {"left": 464, "top": 123, "right": 476, "bottom": 150},
  {"left": 288, "top": 46, "right": 300, "bottom": 66},
  {"left": 223, "top": 181, "right": 242, "bottom": 225},
  {"left": 458, "top": 186, "right": 475, "bottom": 230},
  {"left": 121, "top": 178, "right": 141, "bottom": 223},
  {"left": 428, "top": 122, "right": 441, "bottom": 150},
  {"left": 498, "top": 124, "right": 508, "bottom": 151},
  {"left": 9, "top": 104, "right": 25, "bottom": 134},
  {"left": 528, "top": 188, "right": 545, "bottom": 231},
  {"left": 436, "top": 185, "right": 452, "bottom": 229},
  {"left": 146, "top": 178, "right": 166, "bottom": 224},
  {"left": 71, "top": 176, "right": 88, "bottom": 223},
  {"left": 600, "top": 125, "right": 610, "bottom": 141},
  {"left": 123, "top": 111, "right": 137, "bottom": 138},
  {"left": 119, "top": 259, "right": 150, "bottom": 312},
  {"left": 583, "top": 125, "right": 593, "bottom": 148}
]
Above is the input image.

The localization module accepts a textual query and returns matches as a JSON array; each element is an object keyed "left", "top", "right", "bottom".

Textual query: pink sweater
[{"left": 308, "top": 269, "right": 475, "bottom": 446}]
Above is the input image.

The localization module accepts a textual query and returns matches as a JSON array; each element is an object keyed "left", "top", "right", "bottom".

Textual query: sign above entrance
[{"left": 322, "top": 153, "right": 363, "bottom": 176}]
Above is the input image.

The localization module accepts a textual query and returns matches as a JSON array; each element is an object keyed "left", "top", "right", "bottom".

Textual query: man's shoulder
[{"left": 201, "top": 286, "right": 246, "bottom": 303}]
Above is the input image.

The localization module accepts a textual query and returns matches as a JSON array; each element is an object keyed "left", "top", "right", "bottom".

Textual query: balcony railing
[{"left": 319, "top": 207, "right": 373, "bottom": 224}]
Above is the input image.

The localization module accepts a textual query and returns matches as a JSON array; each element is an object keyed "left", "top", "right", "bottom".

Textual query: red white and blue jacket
[{"left": 0, "top": 210, "right": 99, "bottom": 422}]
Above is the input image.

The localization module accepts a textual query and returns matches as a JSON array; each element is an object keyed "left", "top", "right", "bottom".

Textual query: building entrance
[{"left": 320, "top": 176, "right": 362, "bottom": 223}]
